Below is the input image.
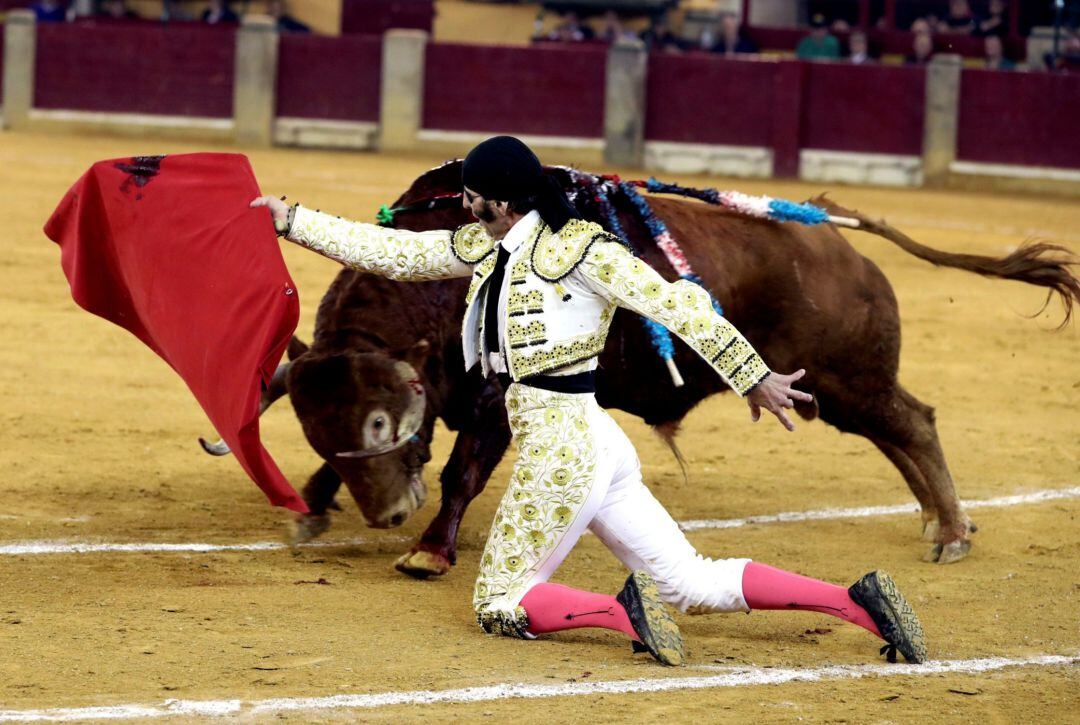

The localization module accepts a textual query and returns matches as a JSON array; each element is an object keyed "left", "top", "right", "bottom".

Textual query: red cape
[{"left": 44, "top": 153, "right": 308, "bottom": 513}]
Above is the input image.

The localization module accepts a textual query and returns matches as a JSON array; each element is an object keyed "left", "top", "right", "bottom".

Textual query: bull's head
[
  {"left": 287, "top": 341, "right": 432, "bottom": 528},
  {"left": 200, "top": 339, "right": 433, "bottom": 529}
]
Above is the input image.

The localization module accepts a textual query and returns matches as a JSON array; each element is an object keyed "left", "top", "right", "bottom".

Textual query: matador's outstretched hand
[
  {"left": 747, "top": 369, "right": 813, "bottom": 432},
  {"left": 251, "top": 195, "right": 290, "bottom": 225}
]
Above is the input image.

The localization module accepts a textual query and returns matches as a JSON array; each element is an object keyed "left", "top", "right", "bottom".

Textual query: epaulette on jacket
[
  {"left": 451, "top": 223, "right": 495, "bottom": 263},
  {"left": 532, "top": 219, "right": 621, "bottom": 283}
]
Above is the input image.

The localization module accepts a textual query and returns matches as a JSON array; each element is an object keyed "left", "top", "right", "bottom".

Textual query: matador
[{"left": 254, "top": 136, "right": 927, "bottom": 666}]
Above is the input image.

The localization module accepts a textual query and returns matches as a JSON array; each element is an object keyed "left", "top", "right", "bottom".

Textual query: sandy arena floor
[{"left": 0, "top": 131, "right": 1077, "bottom": 722}]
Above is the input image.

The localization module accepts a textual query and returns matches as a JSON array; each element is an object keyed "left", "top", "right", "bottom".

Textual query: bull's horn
[
  {"left": 198, "top": 361, "right": 292, "bottom": 456},
  {"left": 199, "top": 437, "right": 232, "bottom": 456},
  {"left": 336, "top": 361, "right": 427, "bottom": 459}
]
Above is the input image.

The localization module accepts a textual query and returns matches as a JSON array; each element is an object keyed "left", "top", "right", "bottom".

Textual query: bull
[{"left": 203, "top": 161, "right": 1078, "bottom": 573}]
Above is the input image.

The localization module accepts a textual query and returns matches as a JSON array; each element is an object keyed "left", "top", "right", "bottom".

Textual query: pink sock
[
  {"left": 741, "top": 562, "right": 882, "bottom": 638},
  {"left": 519, "top": 583, "right": 639, "bottom": 639}
]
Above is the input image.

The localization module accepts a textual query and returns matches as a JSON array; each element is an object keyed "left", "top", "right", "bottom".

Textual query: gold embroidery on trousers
[{"left": 473, "top": 385, "right": 597, "bottom": 633}]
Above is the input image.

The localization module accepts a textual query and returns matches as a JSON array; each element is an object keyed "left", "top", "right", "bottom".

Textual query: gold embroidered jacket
[{"left": 286, "top": 205, "right": 771, "bottom": 395}]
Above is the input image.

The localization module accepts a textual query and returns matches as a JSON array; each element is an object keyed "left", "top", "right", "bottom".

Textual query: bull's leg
[
  {"left": 863, "top": 386, "right": 975, "bottom": 564},
  {"left": 818, "top": 380, "right": 974, "bottom": 563},
  {"left": 870, "top": 439, "right": 941, "bottom": 542},
  {"left": 289, "top": 463, "right": 342, "bottom": 545},
  {"left": 395, "top": 389, "right": 512, "bottom": 579}
]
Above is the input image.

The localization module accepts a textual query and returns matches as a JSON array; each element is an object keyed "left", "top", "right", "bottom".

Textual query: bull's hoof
[
  {"left": 288, "top": 513, "right": 331, "bottom": 545},
  {"left": 920, "top": 518, "right": 941, "bottom": 543},
  {"left": 922, "top": 539, "right": 971, "bottom": 564},
  {"left": 394, "top": 549, "right": 451, "bottom": 579},
  {"left": 937, "top": 539, "right": 971, "bottom": 564},
  {"left": 921, "top": 543, "right": 943, "bottom": 563}
]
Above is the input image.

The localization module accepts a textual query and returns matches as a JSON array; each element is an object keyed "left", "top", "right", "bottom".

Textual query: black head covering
[{"left": 462, "top": 135, "right": 580, "bottom": 232}]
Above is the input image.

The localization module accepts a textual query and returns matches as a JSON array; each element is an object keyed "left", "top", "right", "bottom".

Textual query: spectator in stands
[
  {"left": 640, "top": 17, "right": 687, "bottom": 53},
  {"left": 548, "top": 11, "right": 594, "bottom": 42},
  {"left": 848, "top": 30, "right": 871, "bottom": 64},
  {"left": 161, "top": 0, "right": 193, "bottom": 21},
  {"left": 31, "top": 0, "right": 67, "bottom": 22},
  {"left": 975, "top": 0, "right": 1008, "bottom": 37},
  {"left": 709, "top": 11, "right": 758, "bottom": 56},
  {"left": 1043, "top": 29, "right": 1080, "bottom": 72},
  {"left": 830, "top": 18, "right": 852, "bottom": 57},
  {"left": 796, "top": 14, "right": 841, "bottom": 60},
  {"left": 598, "top": 10, "right": 636, "bottom": 44},
  {"left": 983, "top": 34, "right": 1014, "bottom": 70},
  {"left": 202, "top": 0, "right": 239, "bottom": 25},
  {"left": 910, "top": 18, "right": 933, "bottom": 36},
  {"left": 939, "top": 0, "right": 975, "bottom": 34},
  {"left": 906, "top": 31, "right": 935, "bottom": 65},
  {"left": 268, "top": 0, "right": 309, "bottom": 33},
  {"left": 100, "top": 0, "right": 138, "bottom": 20}
]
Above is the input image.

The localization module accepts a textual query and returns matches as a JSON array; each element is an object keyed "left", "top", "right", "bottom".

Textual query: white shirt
[{"left": 485, "top": 210, "right": 541, "bottom": 374}]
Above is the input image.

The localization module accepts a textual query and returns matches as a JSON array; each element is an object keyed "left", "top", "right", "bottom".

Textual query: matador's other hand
[
  {"left": 250, "top": 195, "right": 290, "bottom": 225},
  {"left": 746, "top": 369, "right": 813, "bottom": 432}
]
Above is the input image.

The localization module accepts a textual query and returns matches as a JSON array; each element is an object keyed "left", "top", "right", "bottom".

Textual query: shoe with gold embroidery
[{"left": 615, "top": 571, "right": 684, "bottom": 666}]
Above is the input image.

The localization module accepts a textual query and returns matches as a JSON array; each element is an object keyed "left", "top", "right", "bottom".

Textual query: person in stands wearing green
[{"left": 796, "top": 14, "right": 841, "bottom": 60}]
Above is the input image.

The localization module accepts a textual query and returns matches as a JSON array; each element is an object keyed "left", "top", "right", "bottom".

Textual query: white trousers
[{"left": 474, "top": 384, "right": 749, "bottom": 627}]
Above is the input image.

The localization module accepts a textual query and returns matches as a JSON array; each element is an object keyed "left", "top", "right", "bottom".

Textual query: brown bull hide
[{"left": 286, "top": 340, "right": 434, "bottom": 529}]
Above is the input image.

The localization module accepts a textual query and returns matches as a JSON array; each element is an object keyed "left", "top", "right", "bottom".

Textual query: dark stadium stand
[{"left": 3, "top": 2, "right": 1078, "bottom": 174}]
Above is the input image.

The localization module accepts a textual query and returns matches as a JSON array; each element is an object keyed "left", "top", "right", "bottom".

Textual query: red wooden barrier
[
  {"left": 957, "top": 69, "right": 1080, "bottom": 170},
  {"left": 645, "top": 54, "right": 777, "bottom": 147},
  {"left": 34, "top": 22, "right": 234, "bottom": 117},
  {"left": 277, "top": 34, "right": 381, "bottom": 121},
  {"left": 340, "top": 0, "right": 434, "bottom": 35},
  {"left": 802, "top": 62, "right": 924, "bottom": 155},
  {"left": 771, "top": 60, "right": 806, "bottom": 176},
  {"left": 423, "top": 42, "right": 606, "bottom": 138}
]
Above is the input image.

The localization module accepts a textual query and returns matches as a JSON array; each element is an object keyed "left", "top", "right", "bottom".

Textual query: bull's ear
[
  {"left": 287, "top": 336, "right": 310, "bottom": 361},
  {"left": 403, "top": 339, "right": 430, "bottom": 369}
]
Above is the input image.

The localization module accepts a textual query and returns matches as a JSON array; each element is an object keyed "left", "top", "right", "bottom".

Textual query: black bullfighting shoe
[
  {"left": 848, "top": 570, "right": 928, "bottom": 664},
  {"left": 615, "top": 571, "right": 685, "bottom": 667}
]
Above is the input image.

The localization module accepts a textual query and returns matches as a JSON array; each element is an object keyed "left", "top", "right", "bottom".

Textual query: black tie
[{"left": 483, "top": 244, "right": 511, "bottom": 358}]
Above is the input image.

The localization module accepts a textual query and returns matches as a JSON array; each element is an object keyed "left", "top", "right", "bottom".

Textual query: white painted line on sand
[
  {"left": 2, "top": 486, "right": 1076, "bottom": 557},
  {"left": 0, "top": 535, "right": 410, "bottom": 556},
  {"left": 0, "top": 653, "right": 1075, "bottom": 722},
  {"left": 678, "top": 485, "right": 1080, "bottom": 532}
]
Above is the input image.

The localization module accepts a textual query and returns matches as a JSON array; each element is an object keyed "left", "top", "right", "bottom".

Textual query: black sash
[{"left": 497, "top": 370, "right": 596, "bottom": 394}]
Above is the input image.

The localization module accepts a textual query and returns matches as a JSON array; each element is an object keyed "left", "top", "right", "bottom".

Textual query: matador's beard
[{"left": 474, "top": 201, "right": 497, "bottom": 223}]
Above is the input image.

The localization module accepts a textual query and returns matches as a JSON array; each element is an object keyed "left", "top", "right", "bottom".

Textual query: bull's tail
[
  {"left": 813, "top": 196, "right": 1080, "bottom": 328},
  {"left": 652, "top": 420, "right": 689, "bottom": 485}
]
